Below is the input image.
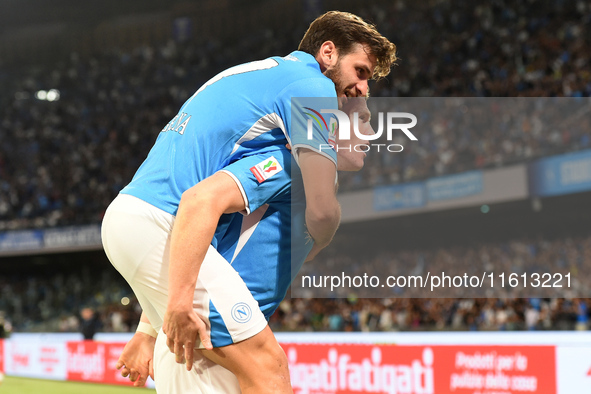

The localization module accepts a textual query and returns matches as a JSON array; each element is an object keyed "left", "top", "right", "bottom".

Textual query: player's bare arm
[
  {"left": 304, "top": 97, "right": 373, "bottom": 262},
  {"left": 163, "top": 171, "right": 246, "bottom": 371},
  {"left": 298, "top": 148, "right": 341, "bottom": 249}
]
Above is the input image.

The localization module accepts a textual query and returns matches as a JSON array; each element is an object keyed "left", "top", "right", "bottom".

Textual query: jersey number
[{"left": 194, "top": 58, "right": 279, "bottom": 96}]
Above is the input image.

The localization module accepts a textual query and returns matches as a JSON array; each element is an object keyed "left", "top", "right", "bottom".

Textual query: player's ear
[{"left": 316, "top": 41, "right": 338, "bottom": 70}]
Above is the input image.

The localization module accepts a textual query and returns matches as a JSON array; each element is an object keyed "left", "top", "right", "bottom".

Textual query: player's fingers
[
  {"left": 120, "top": 367, "right": 130, "bottom": 378},
  {"left": 134, "top": 373, "right": 147, "bottom": 387},
  {"left": 129, "top": 369, "right": 139, "bottom": 382},
  {"left": 148, "top": 359, "right": 155, "bottom": 380},
  {"left": 174, "top": 341, "right": 185, "bottom": 364},
  {"left": 115, "top": 359, "right": 124, "bottom": 370},
  {"left": 166, "top": 335, "right": 175, "bottom": 354},
  {"left": 198, "top": 325, "right": 213, "bottom": 350},
  {"left": 184, "top": 341, "right": 194, "bottom": 371}
]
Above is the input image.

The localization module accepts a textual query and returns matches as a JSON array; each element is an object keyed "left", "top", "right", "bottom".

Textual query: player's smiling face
[
  {"left": 324, "top": 43, "right": 376, "bottom": 98},
  {"left": 336, "top": 98, "right": 374, "bottom": 171}
]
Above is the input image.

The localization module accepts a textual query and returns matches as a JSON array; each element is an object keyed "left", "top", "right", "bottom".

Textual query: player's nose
[
  {"left": 362, "top": 121, "right": 376, "bottom": 138},
  {"left": 355, "top": 80, "right": 369, "bottom": 97}
]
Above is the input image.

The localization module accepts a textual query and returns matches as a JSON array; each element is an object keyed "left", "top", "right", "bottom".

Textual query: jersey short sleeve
[
  {"left": 274, "top": 78, "right": 339, "bottom": 166},
  {"left": 219, "top": 148, "right": 292, "bottom": 215}
]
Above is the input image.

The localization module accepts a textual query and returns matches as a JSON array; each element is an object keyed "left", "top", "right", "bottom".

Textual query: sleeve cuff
[{"left": 218, "top": 170, "right": 250, "bottom": 215}]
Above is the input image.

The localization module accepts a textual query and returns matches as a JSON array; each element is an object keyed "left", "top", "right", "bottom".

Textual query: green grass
[{"left": 0, "top": 376, "right": 156, "bottom": 393}]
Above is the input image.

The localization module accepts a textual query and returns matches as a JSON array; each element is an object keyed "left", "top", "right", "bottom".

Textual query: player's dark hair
[{"left": 298, "top": 11, "right": 397, "bottom": 80}]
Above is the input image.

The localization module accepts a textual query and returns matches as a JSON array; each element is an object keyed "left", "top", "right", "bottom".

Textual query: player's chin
[
  {"left": 351, "top": 155, "right": 366, "bottom": 171},
  {"left": 356, "top": 159, "right": 365, "bottom": 171}
]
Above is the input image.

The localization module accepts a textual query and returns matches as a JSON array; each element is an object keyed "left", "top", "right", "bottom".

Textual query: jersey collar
[{"left": 287, "top": 51, "right": 322, "bottom": 73}]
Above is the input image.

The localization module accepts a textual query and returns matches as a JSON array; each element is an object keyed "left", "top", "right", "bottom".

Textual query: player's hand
[
  {"left": 116, "top": 332, "right": 156, "bottom": 387},
  {"left": 162, "top": 306, "right": 212, "bottom": 371}
]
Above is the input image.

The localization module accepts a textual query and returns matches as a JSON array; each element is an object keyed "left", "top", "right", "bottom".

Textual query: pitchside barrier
[{"left": 1, "top": 331, "right": 591, "bottom": 393}]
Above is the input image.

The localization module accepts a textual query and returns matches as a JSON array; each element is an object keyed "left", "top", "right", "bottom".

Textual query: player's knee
[
  {"left": 242, "top": 346, "right": 291, "bottom": 393},
  {"left": 249, "top": 338, "right": 291, "bottom": 386}
]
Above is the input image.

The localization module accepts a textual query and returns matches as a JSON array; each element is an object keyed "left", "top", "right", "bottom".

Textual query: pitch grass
[{"left": 1, "top": 376, "right": 156, "bottom": 393}]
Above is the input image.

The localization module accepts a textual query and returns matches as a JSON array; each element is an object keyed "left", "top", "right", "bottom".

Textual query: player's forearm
[
  {"left": 298, "top": 149, "right": 341, "bottom": 248},
  {"left": 167, "top": 173, "right": 246, "bottom": 311},
  {"left": 305, "top": 198, "right": 341, "bottom": 248},
  {"left": 167, "top": 190, "right": 223, "bottom": 310}
]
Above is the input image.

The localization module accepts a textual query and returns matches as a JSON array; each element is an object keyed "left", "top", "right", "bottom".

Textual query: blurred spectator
[{"left": 79, "top": 307, "right": 101, "bottom": 340}]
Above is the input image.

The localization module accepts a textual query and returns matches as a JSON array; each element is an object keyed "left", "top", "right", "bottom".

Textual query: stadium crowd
[
  {"left": 1, "top": 0, "right": 590, "bottom": 334},
  {"left": 0, "top": 232, "right": 589, "bottom": 334},
  {"left": 1, "top": 0, "right": 590, "bottom": 230},
  {"left": 0, "top": 267, "right": 141, "bottom": 335}
]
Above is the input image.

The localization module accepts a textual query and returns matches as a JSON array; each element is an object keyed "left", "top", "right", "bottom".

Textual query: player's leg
[
  {"left": 199, "top": 325, "right": 291, "bottom": 394},
  {"left": 154, "top": 330, "right": 241, "bottom": 394},
  {"left": 153, "top": 239, "right": 290, "bottom": 393},
  {"left": 104, "top": 194, "right": 289, "bottom": 392},
  {"left": 194, "top": 250, "right": 291, "bottom": 393}
]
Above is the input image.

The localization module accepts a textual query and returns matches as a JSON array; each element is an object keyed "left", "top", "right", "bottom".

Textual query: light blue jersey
[
  {"left": 120, "top": 51, "right": 338, "bottom": 223},
  {"left": 214, "top": 147, "right": 310, "bottom": 319}
]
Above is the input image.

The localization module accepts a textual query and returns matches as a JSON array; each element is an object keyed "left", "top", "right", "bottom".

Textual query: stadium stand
[{"left": 0, "top": 0, "right": 590, "bottom": 335}]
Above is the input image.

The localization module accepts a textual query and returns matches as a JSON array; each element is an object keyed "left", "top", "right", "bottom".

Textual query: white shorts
[
  {"left": 153, "top": 330, "right": 240, "bottom": 394},
  {"left": 101, "top": 193, "right": 267, "bottom": 348}
]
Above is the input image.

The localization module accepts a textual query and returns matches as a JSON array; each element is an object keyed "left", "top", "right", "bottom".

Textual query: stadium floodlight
[
  {"left": 35, "top": 89, "right": 60, "bottom": 101},
  {"left": 46, "top": 89, "right": 60, "bottom": 101}
]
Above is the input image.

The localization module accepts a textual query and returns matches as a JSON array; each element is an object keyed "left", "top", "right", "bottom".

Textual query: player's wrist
[
  {"left": 136, "top": 321, "right": 158, "bottom": 338},
  {"left": 166, "top": 297, "right": 195, "bottom": 312}
]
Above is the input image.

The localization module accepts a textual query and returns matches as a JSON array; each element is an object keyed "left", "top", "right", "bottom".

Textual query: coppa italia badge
[{"left": 250, "top": 156, "right": 283, "bottom": 183}]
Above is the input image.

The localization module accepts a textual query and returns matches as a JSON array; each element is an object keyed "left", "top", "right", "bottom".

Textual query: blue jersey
[
  {"left": 214, "top": 147, "right": 310, "bottom": 319},
  {"left": 120, "top": 51, "right": 338, "bottom": 221}
]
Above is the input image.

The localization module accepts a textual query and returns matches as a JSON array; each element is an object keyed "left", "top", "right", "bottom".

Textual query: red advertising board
[
  {"left": 0, "top": 337, "right": 559, "bottom": 392},
  {"left": 436, "top": 345, "right": 556, "bottom": 394},
  {"left": 281, "top": 343, "right": 556, "bottom": 394},
  {"left": 66, "top": 341, "right": 106, "bottom": 383},
  {"left": 66, "top": 341, "right": 136, "bottom": 386},
  {"left": 282, "top": 343, "right": 435, "bottom": 394}
]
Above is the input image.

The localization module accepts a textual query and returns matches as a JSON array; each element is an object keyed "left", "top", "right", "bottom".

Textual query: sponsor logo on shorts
[
  {"left": 231, "top": 302, "right": 252, "bottom": 323},
  {"left": 250, "top": 156, "right": 283, "bottom": 183}
]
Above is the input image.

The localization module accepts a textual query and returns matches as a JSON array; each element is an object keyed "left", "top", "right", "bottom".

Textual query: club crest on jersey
[
  {"left": 231, "top": 302, "right": 252, "bottom": 323},
  {"left": 250, "top": 156, "right": 283, "bottom": 183}
]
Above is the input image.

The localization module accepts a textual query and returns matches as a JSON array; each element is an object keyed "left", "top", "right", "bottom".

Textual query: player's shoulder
[{"left": 271, "top": 51, "right": 336, "bottom": 97}]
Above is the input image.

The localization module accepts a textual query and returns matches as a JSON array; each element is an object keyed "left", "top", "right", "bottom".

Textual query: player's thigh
[
  {"left": 195, "top": 245, "right": 267, "bottom": 348},
  {"left": 199, "top": 325, "right": 290, "bottom": 383},
  {"left": 102, "top": 194, "right": 173, "bottom": 329},
  {"left": 154, "top": 330, "right": 241, "bottom": 394}
]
